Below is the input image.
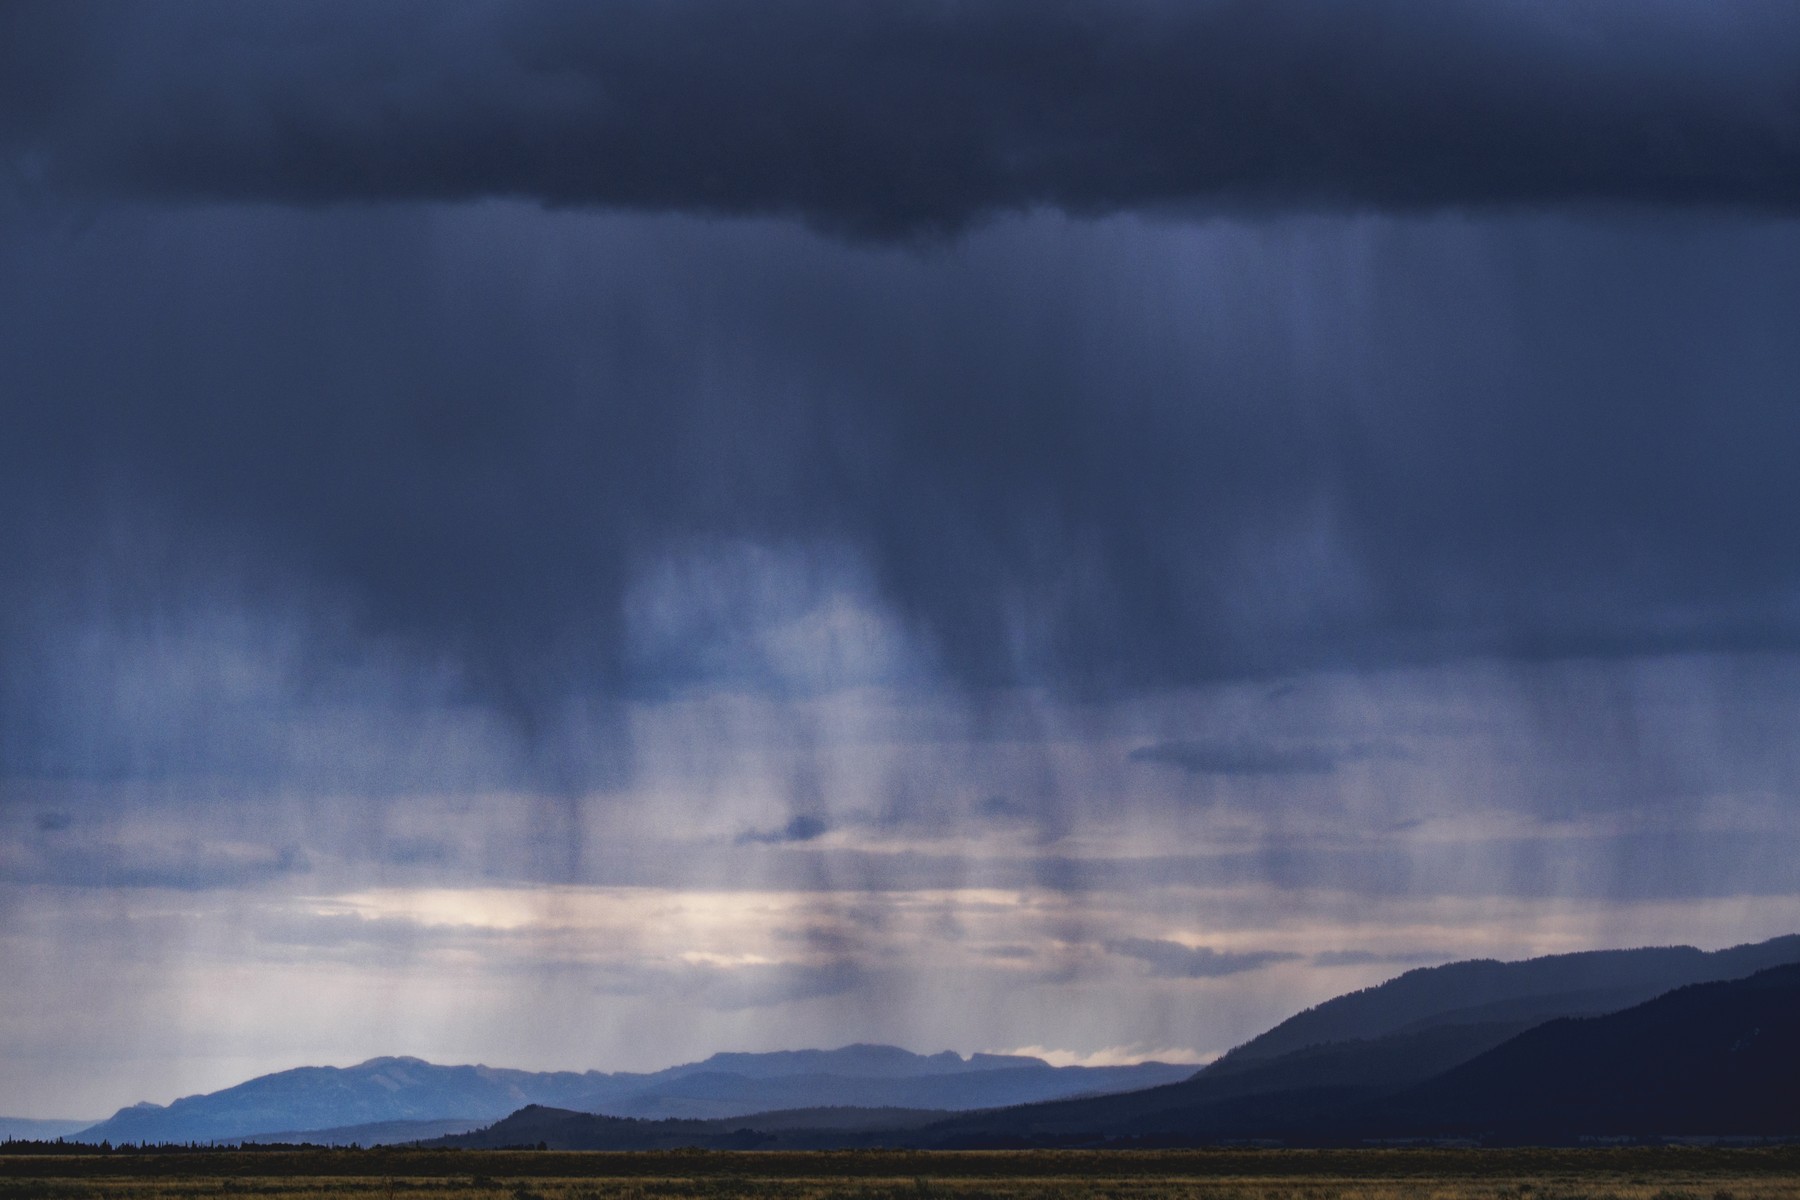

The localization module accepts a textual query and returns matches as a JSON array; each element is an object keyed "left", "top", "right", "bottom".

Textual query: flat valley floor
[{"left": 2, "top": 1148, "right": 1797, "bottom": 1200}]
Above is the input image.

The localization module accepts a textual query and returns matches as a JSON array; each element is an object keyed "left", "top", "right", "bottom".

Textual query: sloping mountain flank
[
  {"left": 566, "top": 1062, "right": 1194, "bottom": 1121},
  {"left": 905, "top": 936, "right": 1800, "bottom": 1147},
  {"left": 1218, "top": 933, "right": 1800, "bottom": 1065},
  {"left": 915, "top": 961, "right": 1800, "bottom": 1147},
  {"left": 962, "top": 933, "right": 1800, "bottom": 1136},
  {"left": 434, "top": 1103, "right": 955, "bottom": 1150},
  {"left": 1362, "top": 961, "right": 1800, "bottom": 1140},
  {"left": 911, "top": 1021, "right": 1537, "bottom": 1144},
  {"left": 234, "top": 1118, "right": 490, "bottom": 1147}
]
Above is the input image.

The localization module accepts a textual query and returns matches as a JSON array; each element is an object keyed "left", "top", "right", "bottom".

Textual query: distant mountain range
[
  {"left": 69, "top": 932, "right": 1800, "bottom": 1148},
  {"left": 73, "top": 1045, "right": 1193, "bottom": 1146}
]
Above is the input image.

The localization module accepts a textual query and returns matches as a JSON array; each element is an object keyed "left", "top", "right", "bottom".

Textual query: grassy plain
[{"left": 3, "top": 1148, "right": 1798, "bottom": 1200}]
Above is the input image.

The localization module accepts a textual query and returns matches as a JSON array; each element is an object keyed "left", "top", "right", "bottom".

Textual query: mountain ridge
[
  {"left": 1219, "top": 934, "right": 1800, "bottom": 1064},
  {"left": 74, "top": 1045, "right": 1193, "bottom": 1146},
  {"left": 72, "top": 933, "right": 1800, "bottom": 1148}
]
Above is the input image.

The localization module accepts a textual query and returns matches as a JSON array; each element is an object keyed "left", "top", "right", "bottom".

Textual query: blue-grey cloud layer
[
  {"left": 6, "top": 4, "right": 1800, "bottom": 759},
  {"left": 8, "top": 205, "right": 1800, "bottom": 775}
]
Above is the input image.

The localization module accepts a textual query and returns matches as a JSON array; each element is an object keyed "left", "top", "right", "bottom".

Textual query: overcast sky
[{"left": 5, "top": 0, "right": 1800, "bottom": 1119}]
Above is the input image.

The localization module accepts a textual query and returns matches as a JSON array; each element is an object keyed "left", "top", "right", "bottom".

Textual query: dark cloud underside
[
  {"left": 6, "top": 1, "right": 1800, "bottom": 235},
  {"left": 1131, "top": 739, "right": 1367, "bottom": 776}
]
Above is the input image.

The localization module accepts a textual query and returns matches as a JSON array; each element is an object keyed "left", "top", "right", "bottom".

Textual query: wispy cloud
[
  {"left": 1311, "top": 948, "right": 1453, "bottom": 968},
  {"left": 1128, "top": 738, "right": 1404, "bottom": 776},
  {"left": 996, "top": 1044, "right": 1210, "bottom": 1068},
  {"left": 737, "top": 814, "right": 830, "bottom": 846},
  {"left": 1105, "top": 938, "right": 1303, "bottom": 979},
  {"left": 2, "top": 832, "right": 311, "bottom": 891}
]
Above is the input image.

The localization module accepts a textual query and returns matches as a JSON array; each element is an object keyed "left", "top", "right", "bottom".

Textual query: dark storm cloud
[
  {"left": 3, "top": 833, "right": 311, "bottom": 891},
  {"left": 1128, "top": 738, "right": 1401, "bottom": 776},
  {"left": 6, "top": 1, "right": 1800, "bottom": 235},
  {"left": 376, "top": 836, "right": 459, "bottom": 867},
  {"left": 1105, "top": 938, "right": 1301, "bottom": 978},
  {"left": 737, "top": 814, "right": 831, "bottom": 846},
  {"left": 974, "top": 796, "right": 1034, "bottom": 821}
]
